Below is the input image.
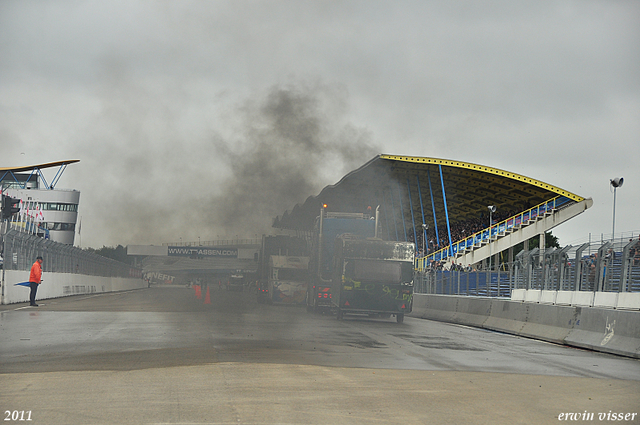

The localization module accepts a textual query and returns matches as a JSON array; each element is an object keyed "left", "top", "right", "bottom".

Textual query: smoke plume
[{"left": 205, "top": 82, "right": 380, "bottom": 237}]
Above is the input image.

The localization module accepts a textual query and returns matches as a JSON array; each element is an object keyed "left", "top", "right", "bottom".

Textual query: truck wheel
[
  {"left": 307, "top": 297, "right": 318, "bottom": 313},
  {"left": 396, "top": 314, "right": 404, "bottom": 323},
  {"left": 306, "top": 292, "right": 313, "bottom": 312}
]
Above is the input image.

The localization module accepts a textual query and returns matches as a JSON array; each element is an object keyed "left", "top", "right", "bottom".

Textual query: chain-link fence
[
  {"left": 415, "top": 237, "right": 640, "bottom": 297},
  {"left": 1, "top": 227, "right": 141, "bottom": 278}
]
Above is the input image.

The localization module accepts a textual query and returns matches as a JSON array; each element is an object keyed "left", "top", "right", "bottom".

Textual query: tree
[
  {"left": 84, "top": 245, "right": 131, "bottom": 264},
  {"left": 513, "top": 231, "right": 560, "bottom": 256}
]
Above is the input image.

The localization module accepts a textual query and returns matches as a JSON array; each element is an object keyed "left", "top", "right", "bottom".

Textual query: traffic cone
[
  {"left": 204, "top": 287, "right": 211, "bottom": 304},
  {"left": 195, "top": 285, "right": 201, "bottom": 299}
]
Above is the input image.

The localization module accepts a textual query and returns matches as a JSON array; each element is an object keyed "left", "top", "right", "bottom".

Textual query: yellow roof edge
[
  {"left": 0, "top": 159, "right": 80, "bottom": 173},
  {"left": 380, "top": 154, "right": 585, "bottom": 202}
]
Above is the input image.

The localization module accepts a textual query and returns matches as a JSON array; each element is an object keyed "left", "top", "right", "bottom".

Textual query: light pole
[
  {"left": 610, "top": 177, "right": 623, "bottom": 241},
  {"left": 421, "top": 223, "right": 428, "bottom": 255},
  {"left": 487, "top": 205, "right": 496, "bottom": 274}
]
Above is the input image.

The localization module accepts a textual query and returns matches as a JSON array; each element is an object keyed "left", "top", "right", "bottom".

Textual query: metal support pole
[
  {"left": 416, "top": 175, "right": 428, "bottom": 255},
  {"left": 407, "top": 179, "right": 417, "bottom": 249},
  {"left": 396, "top": 182, "right": 408, "bottom": 242},
  {"left": 596, "top": 242, "right": 612, "bottom": 292},
  {"left": 573, "top": 243, "right": 589, "bottom": 291},
  {"left": 438, "top": 165, "right": 454, "bottom": 258},
  {"left": 427, "top": 170, "right": 440, "bottom": 249}
]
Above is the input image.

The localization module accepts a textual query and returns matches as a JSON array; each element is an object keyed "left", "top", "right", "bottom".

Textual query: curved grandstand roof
[
  {"left": 0, "top": 159, "right": 80, "bottom": 173},
  {"left": 0, "top": 160, "right": 80, "bottom": 190},
  {"left": 274, "top": 154, "right": 586, "bottom": 233}
]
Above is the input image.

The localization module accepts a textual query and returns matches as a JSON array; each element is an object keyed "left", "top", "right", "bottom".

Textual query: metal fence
[
  {"left": 415, "top": 237, "right": 640, "bottom": 297},
  {"left": 1, "top": 227, "right": 141, "bottom": 278}
]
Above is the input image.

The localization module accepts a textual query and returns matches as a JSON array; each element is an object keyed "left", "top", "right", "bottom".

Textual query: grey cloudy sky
[{"left": 1, "top": 0, "right": 638, "bottom": 248}]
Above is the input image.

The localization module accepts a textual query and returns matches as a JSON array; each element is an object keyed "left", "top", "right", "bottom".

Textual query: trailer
[
  {"left": 331, "top": 236, "right": 414, "bottom": 323},
  {"left": 256, "top": 235, "right": 308, "bottom": 304}
]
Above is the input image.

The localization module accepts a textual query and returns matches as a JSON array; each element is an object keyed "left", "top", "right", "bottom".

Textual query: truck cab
[{"left": 306, "top": 210, "right": 377, "bottom": 312}]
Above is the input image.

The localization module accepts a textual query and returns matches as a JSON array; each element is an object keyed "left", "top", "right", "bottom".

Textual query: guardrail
[
  {"left": 416, "top": 196, "right": 571, "bottom": 270},
  {"left": 1, "top": 227, "right": 141, "bottom": 278},
  {"left": 415, "top": 236, "right": 640, "bottom": 297}
]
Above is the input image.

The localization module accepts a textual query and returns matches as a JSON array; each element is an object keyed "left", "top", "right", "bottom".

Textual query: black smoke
[{"left": 205, "top": 82, "right": 380, "bottom": 237}]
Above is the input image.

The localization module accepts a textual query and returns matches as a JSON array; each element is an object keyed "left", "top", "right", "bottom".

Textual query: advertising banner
[{"left": 167, "top": 246, "right": 238, "bottom": 258}]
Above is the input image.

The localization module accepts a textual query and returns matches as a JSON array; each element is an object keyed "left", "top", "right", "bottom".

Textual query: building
[{"left": 1, "top": 160, "right": 80, "bottom": 245}]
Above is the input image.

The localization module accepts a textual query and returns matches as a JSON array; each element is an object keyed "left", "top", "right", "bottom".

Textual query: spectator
[{"left": 29, "top": 256, "right": 43, "bottom": 307}]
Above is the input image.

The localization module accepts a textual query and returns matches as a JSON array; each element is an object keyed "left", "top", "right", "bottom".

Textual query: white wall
[{"left": 1, "top": 270, "right": 146, "bottom": 304}]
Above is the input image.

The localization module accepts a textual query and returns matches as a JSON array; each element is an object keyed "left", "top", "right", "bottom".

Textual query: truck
[
  {"left": 306, "top": 209, "right": 377, "bottom": 312},
  {"left": 256, "top": 235, "right": 309, "bottom": 304},
  {"left": 227, "top": 274, "right": 245, "bottom": 292},
  {"left": 266, "top": 255, "right": 309, "bottom": 304},
  {"left": 331, "top": 236, "right": 414, "bottom": 323}
]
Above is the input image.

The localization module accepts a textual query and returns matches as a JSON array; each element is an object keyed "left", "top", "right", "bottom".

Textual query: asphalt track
[{"left": 1, "top": 286, "right": 638, "bottom": 425}]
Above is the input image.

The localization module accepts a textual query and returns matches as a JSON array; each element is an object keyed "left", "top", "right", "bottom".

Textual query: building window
[
  {"left": 41, "top": 203, "right": 78, "bottom": 212},
  {"left": 42, "top": 222, "right": 76, "bottom": 231}
]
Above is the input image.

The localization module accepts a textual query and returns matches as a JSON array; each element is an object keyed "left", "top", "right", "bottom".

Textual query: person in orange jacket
[{"left": 29, "top": 256, "right": 43, "bottom": 307}]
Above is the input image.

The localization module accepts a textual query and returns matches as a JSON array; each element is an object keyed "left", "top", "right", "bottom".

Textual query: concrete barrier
[
  {"left": 565, "top": 308, "right": 640, "bottom": 358},
  {"left": 572, "top": 291, "right": 595, "bottom": 307},
  {"left": 593, "top": 292, "right": 618, "bottom": 309},
  {"left": 524, "top": 289, "right": 541, "bottom": 303},
  {"left": 483, "top": 299, "right": 529, "bottom": 335},
  {"left": 555, "top": 290, "right": 574, "bottom": 306},
  {"left": 617, "top": 292, "right": 640, "bottom": 310},
  {"left": 1, "top": 270, "right": 146, "bottom": 304},
  {"left": 514, "top": 289, "right": 640, "bottom": 310},
  {"left": 539, "top": 290, "right": 557, "bottom": 305},
  {"left": 411, "top": 294, "right": 458, "bottom": 323},
  {"left": 510, "top": 289, "right": 526, "bottom": 301},
  {"left": 453, "top": 296, "right": 492, "bottom": 327},
  {"left": 410, "top": 293, "right": 640, "bottom": 359},
  {"left": 518, "top": 303, "right": 577, "bottom": 344}
]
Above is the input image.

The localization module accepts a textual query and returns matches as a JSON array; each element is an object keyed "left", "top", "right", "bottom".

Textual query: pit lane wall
[
  {"left": 410, "top": 291, "right": 640, "bottom": 359},
  {"left": 1, "top": 270, "right": 146, "bottom": 304}
]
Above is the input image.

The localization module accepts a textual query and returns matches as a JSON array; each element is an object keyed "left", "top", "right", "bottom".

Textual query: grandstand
[{"left": 274, "top": 154, "right": 593, "bottom": 271}]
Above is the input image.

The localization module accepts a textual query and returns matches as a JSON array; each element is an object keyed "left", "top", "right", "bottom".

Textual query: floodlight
[
  {"left": 421, "top": 223, "right": 428, "bottom": 254},
  {"left": 610, "top": 177, "right": 624, "bottom": 188},
  {"left": 610, "top": 177, "right": 624, "bottom": 240},
  {"left": 487, "top": 205, "right": 497, "bottom": 275}
]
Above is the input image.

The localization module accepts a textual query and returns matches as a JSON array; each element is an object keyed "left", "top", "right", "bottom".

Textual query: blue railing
[{"left": 416, "top": 196, "right": 571, "bottom": 270}]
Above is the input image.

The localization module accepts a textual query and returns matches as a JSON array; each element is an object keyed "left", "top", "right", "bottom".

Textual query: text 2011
[{"left": 4, "top": 411, "right": 32, "bottom": 421}]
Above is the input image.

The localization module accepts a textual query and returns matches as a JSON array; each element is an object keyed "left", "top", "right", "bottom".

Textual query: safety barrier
[
  {"left": 411, "top": 293, "right": 640, "bottom": 359},
  {"left": 415, "top": 236, "right": 640, "bottom": 298},
  {"left": 1, "top": 270, "right": 146, "bottom": 304},
  {"left": 1, "top": 227, "right": 145, "bottom": 304},
  {"left": 511, "top": 289, "right": 640, "bottom": 310}
]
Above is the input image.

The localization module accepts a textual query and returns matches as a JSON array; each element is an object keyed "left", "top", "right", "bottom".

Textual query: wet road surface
[{"left": 1, "top": 286, "right": 639, "bottom": 424}]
